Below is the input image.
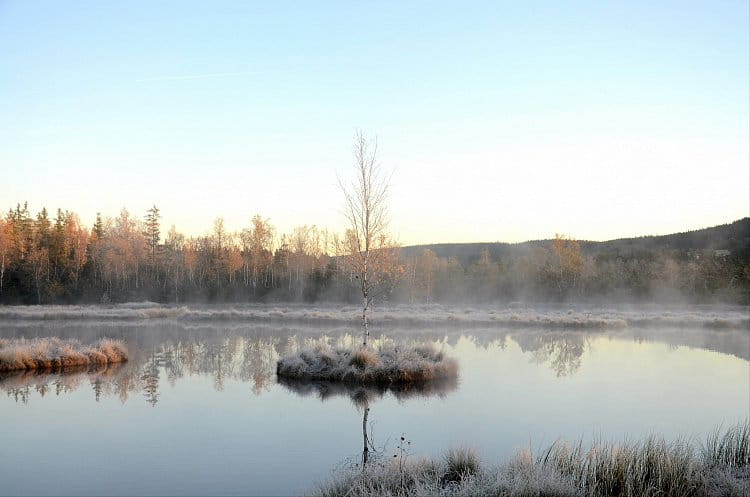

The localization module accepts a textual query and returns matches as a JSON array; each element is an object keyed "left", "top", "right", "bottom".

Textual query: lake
[{"left": 1, "top": 304, "right": 748, "bottom": 496}]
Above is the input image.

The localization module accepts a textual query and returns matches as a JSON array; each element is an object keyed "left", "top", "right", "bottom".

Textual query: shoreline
[{"left": 316, "top": 422, "right": 750, "bottom": 497}]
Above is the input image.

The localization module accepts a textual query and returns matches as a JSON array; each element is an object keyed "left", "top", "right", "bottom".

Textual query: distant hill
[{"left": 401, "top": 218, "right": 750, "bottom": 266}]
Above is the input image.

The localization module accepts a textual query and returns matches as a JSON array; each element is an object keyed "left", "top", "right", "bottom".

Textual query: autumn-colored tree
[
  {"left": 289, "top": 225, "right": 313, "bottom": 298},
  {"left": 551, "top": 234, "right": 584, "bottom": 298},
  {"left": 227, "top": 245, "right": 243, "bottom": 285},
  {"left": 9, "top": 203, "right": 32, "bottom": 262},
  {"left": 67, "top": 214, "right": 89, "bottom": 287},
  {"left": 416, "top": 249, "right": 439, "bottom": 303},
  {"left": 0, "top": 218, "right": 9, "bottom": 293},
  {"left": 50, "top": 209, "right": 68, "bottom": 281},
  {"left": 183, "top": 238, "right": 199, "bottom": 287},
  {"left": 28, "top": 246, "right": 48, "bottom": 304},
  {"left": 105, "top": 209, "right": 146, "bottom": 291},
  {"left": 248, "top": 215, "right": 274, "bottom": 290},
  {"left": 164, "top": 225, "right": 185, "bottom": 302},
  {"left": 212, "top": 218, "right": 227, "bottom": 287}
]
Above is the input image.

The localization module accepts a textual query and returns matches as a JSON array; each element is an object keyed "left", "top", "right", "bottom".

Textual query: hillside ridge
[{"left": 401, "top": 218, "right": 750, "bottom": 265}]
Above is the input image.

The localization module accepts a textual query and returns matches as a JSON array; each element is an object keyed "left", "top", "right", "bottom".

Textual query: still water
[{"left": 1, "top": 321, "right": 748, "bottom": 496}]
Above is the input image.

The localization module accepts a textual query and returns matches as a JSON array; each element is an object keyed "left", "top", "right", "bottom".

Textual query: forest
[{"left": 0, "top": 202, "right": 748, "bottom": 305}]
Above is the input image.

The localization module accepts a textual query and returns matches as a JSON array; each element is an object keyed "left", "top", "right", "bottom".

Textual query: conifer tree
[
  {"left": 93, "top": 212, "right": 105, "bottom": 240},
  {"left": 144, "top": 205, "right": 161, "bottom": 279}
]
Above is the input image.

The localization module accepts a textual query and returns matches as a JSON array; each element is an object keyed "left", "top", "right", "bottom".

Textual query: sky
[{"left": 1, "top": 1, "right": 748, "bottom": 245}]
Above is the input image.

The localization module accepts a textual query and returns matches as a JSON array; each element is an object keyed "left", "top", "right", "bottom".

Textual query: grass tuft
[
  {"left": 350, "top": 347, "right": 380, "bottom": 368},
  {"left": 443, "top": 447, "right": 480, "bottom": 483},
  {"left": 704, "top": 421, "right": 750, "bottom": 469}
]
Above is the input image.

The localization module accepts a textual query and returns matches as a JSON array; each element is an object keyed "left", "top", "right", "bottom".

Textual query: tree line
[{"left": 0, "top": 201, "right": 747, "bottom": 305}]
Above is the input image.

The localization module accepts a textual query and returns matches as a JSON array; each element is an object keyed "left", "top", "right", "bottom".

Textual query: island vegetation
[
  {"left": 276, "top": 343, "right": 458, "bottom": 386},
  {"left": 0, "top": 337, "right": 128, "bottom": 373}
]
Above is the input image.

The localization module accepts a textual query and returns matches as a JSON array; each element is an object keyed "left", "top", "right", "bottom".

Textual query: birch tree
[{"left": 339, "top": 131, "right": 398, "bottom": 346}]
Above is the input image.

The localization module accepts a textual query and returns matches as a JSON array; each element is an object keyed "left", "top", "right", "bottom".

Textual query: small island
[
  {"left": 0, "top": 337, "right": 128, "bottom": 373},
  {"left": 277, "top": 135, "right": 458, "bottom": 389},
  {"left": 276, "top": 343, "right": 458, "bottom": 386}
]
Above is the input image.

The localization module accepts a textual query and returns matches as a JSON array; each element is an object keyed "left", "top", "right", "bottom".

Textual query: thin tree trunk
[
  {"left": 362, "top": 295, "right": 369, "bottom": 347},
  {"left": 361, "top": 405, "right": 370, "bottom": 468}
]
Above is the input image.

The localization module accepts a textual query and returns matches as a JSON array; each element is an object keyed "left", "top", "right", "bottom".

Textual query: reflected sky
[{"left": 0, "top": 323, "right": 748, "bottom": 496}]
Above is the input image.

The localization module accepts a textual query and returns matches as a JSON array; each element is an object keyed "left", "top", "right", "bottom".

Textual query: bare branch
[{"left": 338, "top": 131, "right": 399, "bottom": 345}]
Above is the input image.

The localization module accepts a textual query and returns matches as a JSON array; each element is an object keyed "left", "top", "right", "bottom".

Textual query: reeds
[
  {"left": 0, "top": 337, "right": 128, "bottom": 372},
  {"left": 539, "top": 436, "right": 702, "bottom": 496},
  {"left": 276, "top": 343, "right": 458, "bottom": 386},
  {"left": 703, "top": 421, "right": 750, "bottom": 469},
  {"left": 315, "top": 422, "right": 750, "bottom": 497}
]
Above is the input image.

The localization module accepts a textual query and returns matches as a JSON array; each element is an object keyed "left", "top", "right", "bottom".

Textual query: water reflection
[
  {"left": 279, "top": 373, "right": 459, "bottom": 468},
  {"left": 0, "top": 334, "right": 282, "bottom": 405},
  {"left": 1, "top": 363, "right": 127, "bottom": 405},
  {"left": 515, "top": 332, "right": 587, "bottom": 377},
  {"left": 277, "top": 375, "right": 458, "bottom": 405},
  {"left": 1, "top": 323, "right": 747, "bottom": 405}
]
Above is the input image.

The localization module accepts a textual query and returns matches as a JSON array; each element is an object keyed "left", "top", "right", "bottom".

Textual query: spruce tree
[
  {"left": 144, "top": 205, "right": 161, "bottom": 280},
  {"left": 93, "top": 212, "right": 105, "bottom": 239}
]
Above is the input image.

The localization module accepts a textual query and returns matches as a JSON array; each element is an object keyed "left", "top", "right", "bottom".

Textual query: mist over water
[
  {"left": 1, "top": 301, "right": 748, "bottom": 329},
  {"left": 0, "top": 306, "right": 747, "bottom": 496}
]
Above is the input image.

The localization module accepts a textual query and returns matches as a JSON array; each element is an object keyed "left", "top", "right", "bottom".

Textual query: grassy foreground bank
[
  {"left": 316, "top": 422, "right": 749, "bottom": 497},
  {"left": 0, "top": 337, "right": 128, "bottom": 372}
]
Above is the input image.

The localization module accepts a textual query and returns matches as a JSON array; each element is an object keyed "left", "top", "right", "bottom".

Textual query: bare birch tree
[{"left": 338, "top": 131, "right": 399, "bottom": 346}]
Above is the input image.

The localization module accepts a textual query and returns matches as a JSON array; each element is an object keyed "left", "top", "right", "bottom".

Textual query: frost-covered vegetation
[
  {"left": 276, "top": 343, "right": 458, "bottom": 386},
  {"left": 316, "top": 422, "right": 750, "bottom": 497},
  {"left": 1, "top": 302, "right": 747, "bottom": 330},
  {"left": 0, "top": 337, "right": 127, "bottom": 372}
]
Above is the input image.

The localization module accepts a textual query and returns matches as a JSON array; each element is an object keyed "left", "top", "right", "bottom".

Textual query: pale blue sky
[{"left": 1, "top": 1, "right": 748, "bottom": 244}]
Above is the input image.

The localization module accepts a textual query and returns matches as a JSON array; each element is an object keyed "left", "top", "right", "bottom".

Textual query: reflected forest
[{"left": 3, "top": 324, "right": 748, "bottom": 406}]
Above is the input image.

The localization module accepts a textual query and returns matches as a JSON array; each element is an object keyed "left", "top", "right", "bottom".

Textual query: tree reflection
[
  {"left": 1, "top": 363, "right": 116, "bottom": 405},
  {"left": 142, "top": 351, "right": 160, "bottom": 406},
  {"left": 276, "top": 375, "right": 458, "bottom": 404},
  {"left": 361, "top": 401, "right": 371, "bottom": 467},
  {"left": 513, "top": 332, "right": 588, "bottom": 377},
  {"left": 0, "top": 333, "right": 285, "bottom": 405},
  {"left": 278, "top": 374, "right": 458, "bottom": 469},
  {"left": 2, "top": 323, "right": 747, "bottom": 406}
]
